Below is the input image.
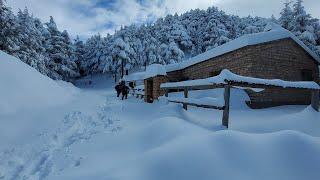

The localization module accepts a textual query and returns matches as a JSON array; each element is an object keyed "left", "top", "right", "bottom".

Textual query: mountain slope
[{"left": 0, "top": 51, "right": 76, "bottom": 115}]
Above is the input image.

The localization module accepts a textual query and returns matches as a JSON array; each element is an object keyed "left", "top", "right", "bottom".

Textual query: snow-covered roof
[
  {"left": 123, "top": 72, "right": 146, "bottom": 81},
  {"left": 144, "top": 64, "right": 167, "bottom": 79},
  {"left": 165, "top": 24, "right": 320, "bottom": 72},
  {"left": 161, "top": 69, "right": 320, "bottom": 90},
  {"left": 124, "top": 64, "right": 167, "bottom": 81}
]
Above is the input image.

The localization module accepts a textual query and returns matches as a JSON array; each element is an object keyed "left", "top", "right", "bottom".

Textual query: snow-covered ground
[{"left": 1, "top": 53, "right": 320, "bottom": 180}]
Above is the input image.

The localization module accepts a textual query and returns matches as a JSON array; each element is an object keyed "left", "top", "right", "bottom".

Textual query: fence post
[
  {"left": 165, "top": 89, "right": 169, "bottom": 97},
  {"left": 183, "top": 88, "right": 188, "bottom": 110},
  {"left": 222, "top": 85, "right": 230, "bottom": 128},
  {"left": 311, "top": 89, "right": 319, "bottom": 112}
]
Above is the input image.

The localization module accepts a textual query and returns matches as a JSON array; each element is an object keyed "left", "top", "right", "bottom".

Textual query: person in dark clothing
[
  {"left": 121, "top": 85, "right": 130, "bottom": 100},
  {"left": 129, "top": 81, "right": 134, "bottom": 89},
  {"left": 115, "top": 83, "right": 121, "bottom": 97},
  {"left": 120, "top": 80, "right": 125, "bottom": 86},
  {"left": 128, "top": 81, "right": 135, "bottom": 94}
]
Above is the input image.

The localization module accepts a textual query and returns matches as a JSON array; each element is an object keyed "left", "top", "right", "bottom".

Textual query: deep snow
[
  {"left": 0, "top": 51, "right": 78, "bottom": 115},
  {"left": 1, "top": 52, "right": 320, "bottom": 180}
]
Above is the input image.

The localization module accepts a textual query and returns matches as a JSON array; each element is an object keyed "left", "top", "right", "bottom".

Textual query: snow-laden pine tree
[
  {"left": 76, "top": 2, "right": 320, "bottom": 76},
  {"left": 61, "top": 30, "right": 80, "bottom": 80},
  {"left": 45, "top": 17, "right": 80, "bottom": 80},
  {"left": 279, "top": 1, "right": 293, "bottom": 30},
  {"left": 241, "top": 16, "right": 266, "bottom": 35},
  {"left": 33, "top": 17, "right": 60, "bottom": 79},
  {"left": 202, "top": 7, "right": 231, "bottom": 51},
  {"left": 285, "top": 0, "right": 320, "bottom": 57},
  {"left": 2, "top": 0, "right": 319, "bottom": 79},
  {"left": 168, "top": 15, "right": 193, "bottom": 52},
  {"left": 159, "top": 40, "right": 184, "bottom": 64},
  {"left": 144, "top": 36, "right": 162, "bottom": 65},
  {"left": 82, "top": 34, "right": 108, "bottom": 74},
  {"left": 0, "top": 0, "right": 19, "bottom": 54},
  {"left": 313, "top": 22, "right": 320, "bottom": 56},
  {"left": 290, "top": 0, "right": 312, "bottom": 35},
  {"left": 15, "top": 8, "right": 47, "bottom": 75},
  {"left": 110, "top": 37, "right": 131, "bottom": 77},
  {"left": 73, "top": 36, "right": 86, "bottom": 75}
]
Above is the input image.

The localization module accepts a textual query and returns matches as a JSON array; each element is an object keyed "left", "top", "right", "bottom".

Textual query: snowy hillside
[
  {"left": 0, "top": 0, "right": 320, "bottom": 179},
  {"left": 0, "top": 68, "right": 319, "bottom": 179},
  {"left": 0, "top": 51, "right": 78, "bottom": 115}
]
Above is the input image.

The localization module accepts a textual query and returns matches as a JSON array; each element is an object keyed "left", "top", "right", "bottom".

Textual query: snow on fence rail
[
  {"left": 161, "top": 69, "right": 320, "bottom": 128},
  {"left": 166, "top": 97, "right": 225, "bottom": 110},
  {"left": 135, "top": 85, "right": 144, "bottom": 91},
  {"left": 161, "top": 69, "right": 320, "bottom": 90},
  {"left": 131, "top": 86, "right": 145, "bottom": 99}
]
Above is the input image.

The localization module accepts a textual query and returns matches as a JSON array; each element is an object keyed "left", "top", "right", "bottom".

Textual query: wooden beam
[
  {"left": 222, "top": 85, "right": 230, "bottom": 128},
  {"left": 168, "top": 100, "right": 224, "bottom": 110},
  {"left": 162, "top": 81, "right": 319, "bottom": 91},
  {"left": 161, "top": 84, "right": 224, "bottom": 91},
  {"left": 183, "top": 88, "right": 188, "bottom": 110},
  {"left": 311, "top": 89, "right": 319, "bottom": 112},
  {"left": 229, "top": 81, "right": 318, "bottom": 91}
]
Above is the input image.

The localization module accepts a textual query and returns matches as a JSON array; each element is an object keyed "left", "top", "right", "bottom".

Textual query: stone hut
[
  {"left": 129, "top": 25, "right": 320, "bottom": 108},
  {"left": 140, "top": 64, "right": 168, "bottom": 103}
]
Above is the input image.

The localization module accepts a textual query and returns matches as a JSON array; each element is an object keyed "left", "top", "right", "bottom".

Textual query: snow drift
[
  {"left": 1, "top": 73, "right": 319, "bottom": 179},
  {"left": 114, "top": 128, "right": 320, "bottom": 180},
  {"left": 0, "top": 51, "right": 77, "bottom": 114}
]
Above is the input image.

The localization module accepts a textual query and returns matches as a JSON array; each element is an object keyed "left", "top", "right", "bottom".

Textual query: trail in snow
[
  {"left": 1, "top": 75, "right": 320, "bottom": 180},
  {"left": 0, "top": 89, "right": 124, "bottom": 180}
]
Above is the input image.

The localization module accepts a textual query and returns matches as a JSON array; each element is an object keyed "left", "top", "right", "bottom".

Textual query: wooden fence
[
  {"left": 131, "top": 86, "right": 145, "bottom": 99},
  {"left": 161, "top": 73, "right": 320, "bottom": 128}
]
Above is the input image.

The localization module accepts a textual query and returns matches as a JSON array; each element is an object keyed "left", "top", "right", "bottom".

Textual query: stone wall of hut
[
  {"left": 144, "top": 76, "right": 168, "bottom": 102},
  {"left": 167, "top": 38, "right": 319, "bottom": 108}
]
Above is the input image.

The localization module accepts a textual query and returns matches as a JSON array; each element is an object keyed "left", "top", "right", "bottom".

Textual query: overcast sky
[{"left": 7, "top": 0, "right": 320, "bottom": 38}]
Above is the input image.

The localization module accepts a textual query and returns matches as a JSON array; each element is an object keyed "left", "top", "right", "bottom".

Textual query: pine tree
[
  {"left": 0, "top": 0, "right": 19, "bottom": 54},
  {"left": 61, "top": 30, "right": 79, "bottom": 79},
  {"left": 3, "top": 0, "right": 318, "bottom": 79},
  {"left": 33, "top": 17, "right": 57, "bottom": 78},
  {"left": 83, "top": 34, "right": 105, "bottom": 74},
  {"left": 110, "top": 37, "right": 131, "bottom": 77},
  {"left": 16, "top": 7, "right": 47, "bottom": 74},
  {"left": 290, "top": 0, "right": 312, "bottom": 35},
  {"left": 159, "top": 41, "right": 184, "bottom": 64},
  {"left": 270, "top": 15, "right": 278, "bottom": 23},
  {"left": 45, "top": 16, "right": 79, "bottom": 80},
  {"left": 73, "top": 36, "right": 86, "bottom": 75},
  {"left": 279, "top": 1, "right": 293, "bottom": 29}
]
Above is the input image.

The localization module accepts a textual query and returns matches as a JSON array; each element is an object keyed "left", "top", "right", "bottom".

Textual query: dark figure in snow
[
  {"left": 115, "top": 83, "right": 122, "bottom": 97},
  {"left": 121, "top": 85, "right": 130, "bottom": 100},
  {"left": 129, "top": 81, "right": 135, "bottom": 89}
]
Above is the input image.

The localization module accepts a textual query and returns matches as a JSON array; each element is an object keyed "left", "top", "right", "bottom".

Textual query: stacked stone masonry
[
  {"left": 144, "top": 76, "right": 168, "bottom": 102},
  {"left": 155, "top": 38, "right": 319, "bottom": 108}
]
